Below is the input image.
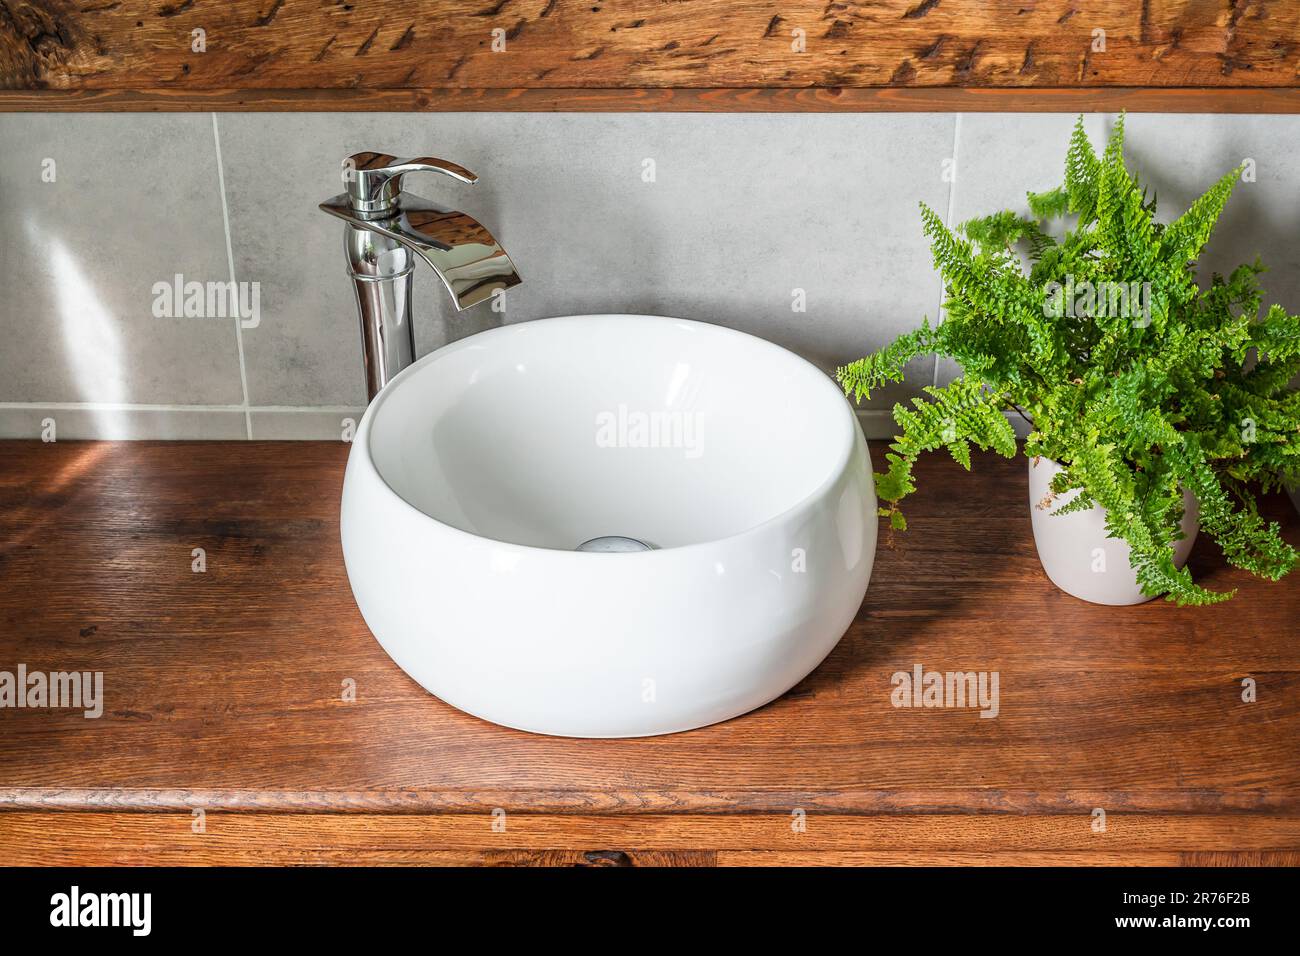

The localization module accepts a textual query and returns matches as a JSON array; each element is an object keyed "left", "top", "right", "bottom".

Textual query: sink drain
[{"left": 576, "top": 535, "right": 654, "bottom": 553}]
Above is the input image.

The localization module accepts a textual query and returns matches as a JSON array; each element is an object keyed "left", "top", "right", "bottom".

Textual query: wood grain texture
[
  {"left": 0, "top": 439, "right": 1297, "bottom": 864},
  {"left": 2, "top": 1, "right": 1299, "bottom": 111},
  {"left": 5, "top": 86, "right": 1300, "bottom": 112},
  {"left": 1, "top": 812, "right": 1297, "bottom": 866}
]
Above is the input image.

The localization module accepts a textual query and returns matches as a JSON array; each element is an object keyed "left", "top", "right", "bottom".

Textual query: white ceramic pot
[{"left": 1028, "top": 457, "right": 1199, "bottom": 605}]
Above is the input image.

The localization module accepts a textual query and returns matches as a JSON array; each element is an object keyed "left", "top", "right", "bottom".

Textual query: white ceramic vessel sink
[{"left": 341, "top": 314, "right": 877, "bottom": 737}]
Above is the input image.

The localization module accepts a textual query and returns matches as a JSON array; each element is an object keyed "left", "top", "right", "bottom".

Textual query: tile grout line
[
  {"left": 933, "top": 111, "right": 961, "bottom": 390},
  {"left": 211, "top": 112, "right": 253, "bottom": 440},
  {"left": 0, "top": 402, "right": 364, "bottom": 413},
  {"left": 0, "top": 405, "right": 1016, "bottom": 442}
]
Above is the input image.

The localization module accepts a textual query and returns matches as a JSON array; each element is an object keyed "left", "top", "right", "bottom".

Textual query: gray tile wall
[{"left": 1, "top": 112, "right": 1296, "bottom": 440}]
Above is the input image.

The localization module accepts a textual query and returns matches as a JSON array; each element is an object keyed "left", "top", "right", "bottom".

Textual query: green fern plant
[{"left": 838, "top": 115, "right": 1300, "bottom": 605}]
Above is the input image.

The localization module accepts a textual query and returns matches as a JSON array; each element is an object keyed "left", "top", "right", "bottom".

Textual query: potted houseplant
[{"left": 839, "top": 115, "right": 1300, "bottom": 605}]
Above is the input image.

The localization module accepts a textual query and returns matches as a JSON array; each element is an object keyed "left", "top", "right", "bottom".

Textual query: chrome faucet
[{"left": 320, "top": 152, "right": 521, "bottom": 400}]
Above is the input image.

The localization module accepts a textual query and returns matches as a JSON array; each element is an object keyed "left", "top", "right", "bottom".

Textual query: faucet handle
[{"left": 343, "top": 151, "right": 478, "bottom": 218}]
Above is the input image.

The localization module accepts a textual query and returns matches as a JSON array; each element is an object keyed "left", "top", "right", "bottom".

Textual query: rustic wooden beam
[
  {"left": 3, "top": 86, "right": 1300, "bottom": 112},
  {"left": 2, "top": 1, "right": 1298, "bottom": 111}
]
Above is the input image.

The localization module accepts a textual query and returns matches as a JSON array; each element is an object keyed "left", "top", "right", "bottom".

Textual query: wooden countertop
[{"left": 1, "top": 440, "right": 1297, "bottom": 866}]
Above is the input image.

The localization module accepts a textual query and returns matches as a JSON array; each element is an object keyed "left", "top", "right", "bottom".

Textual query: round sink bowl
[{"left": 341, "top": 314, "right": 877, "bottom": 737}]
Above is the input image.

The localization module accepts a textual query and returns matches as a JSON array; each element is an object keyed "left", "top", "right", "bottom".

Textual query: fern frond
[
  {"left": 1028, "top": 186, "right": 1070, "bottom": 221},
  {"left": 1063, "top": 115, "right": 1101, "bottom": 220},
  {"left": 836, "top": 322, "right": 936, "bottom": 403},
  {"left": 1172, "top": 436, "right": 1299, "bottom": 580},
  {"left": 1161, "top": 165, "right": 1241, "bottom": 268},
  {"left": 873, "top": 379, "right": 1016, "bottom": 527}
]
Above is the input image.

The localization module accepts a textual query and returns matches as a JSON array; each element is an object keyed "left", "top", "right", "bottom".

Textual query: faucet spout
[
  {"left": 319, "top": 152, "right": 522, "bottom": 401},
  {"left": 319, "top": 193, "right": 520, "bottom": 311}
]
